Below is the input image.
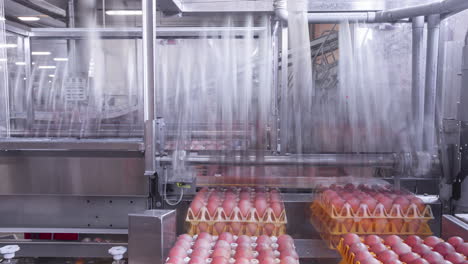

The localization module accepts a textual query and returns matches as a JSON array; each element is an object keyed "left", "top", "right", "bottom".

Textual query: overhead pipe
[
  {"left": 423, "top": 14, "right": 441, "bottom": 153},
  {"left": 307, "top": 12, "right": 377, "bottom": 23},
  {"left": 274, "top": 0, "right": 288, "bottom": 23},
  {"left": 375, "top": 0, "right": 468, "bottom": 22},
  {"left": 412, "top": 16, "right": 425, "bottom": 151}
]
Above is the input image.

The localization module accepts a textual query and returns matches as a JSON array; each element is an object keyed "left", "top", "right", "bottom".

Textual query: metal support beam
[
  {"left": 143, "top": 0, "right": 157, "bottom": 178},
  {"left": 412, "top": 16, "right": 425, "bottom": 151},
  {"left": 307, "top": 12, "right": 377, "bottom": 23},
  {"left": 423, "top": 14, "right": 440, "bottom": 153},
  {"left": 375, "top": 0, "right": 468, "bottom": 22},
  {"left": 11, "top": 0, "right": 66, "bottom": 22},
  {"left": 278, "top": 22, "right": 288, "bottom": 154}
]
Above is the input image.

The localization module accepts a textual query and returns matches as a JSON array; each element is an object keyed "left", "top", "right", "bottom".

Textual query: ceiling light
[
  {"left": 53, "top": 57, "right": 68, "bottom": 61},
  {"left": 48, "top": 74, "right": 55, "bottom": 78},
  {"left": 15, "top": 62, "right": 26, "bottom": 65},
  {"left": 105, "top": 10, "right": 142, "bottom": 16},
  {"left": 18, "top": 16, "right": 40, "bottom": 21},
  {"left": 32, "top": 51, "right": 51, "bottom": 56},
  {"left": 38, "top": 65, "right": 56, "bottom": 69},
  {"left": 0, "top": 58, "right": 7, "bottom": 62},
  {"left": 0, "top": 44, "right": 17, "bottom": 48}
]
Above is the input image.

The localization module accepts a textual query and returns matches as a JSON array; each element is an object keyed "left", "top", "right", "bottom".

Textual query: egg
[
  {"left": 257, "top": 249, "right": 275, "bottom": 260},
  {"left": 211, "top": 248, "right": 231, "bottom": 259},
  {"left": 408, "top": 220, "right": 421, "bottom": 233},
  {"left": 218, "top": 232, "right": 234, "bottom": 243},
  {"left": 447, "top": 237, "right": 464, "bottom": 248},
  {"left": 399, "top": 252, "right": 421, "bottom": 263},
  {"left": 198, "top": 222, "right": 209, "bottom": 232},
  {"left": 256, "top": 243, "right": 271, "bottom": 252},
  {"left": 190, "top": 199, "right": 205, "bottom": 216},
  {"left": 405, "top": 235, "right": 423, "bottom": 247},
  {"left": 280, "top": 256, "right": 298, "bottom": 264},
  {"left": 255, "top": 198, "right": 268, "bottom": 217},
  {"left": 191, "top": 248, "right": 210, "bottom": 258},
  {"left": 331, "top": 197, "right": 346, "bottom": 212},
  {"left": 259, "top": 257, "right": 276, "bottom": 264},
  {"left": 378, "top": 197, "right": 394, "bottom": 211},
  {"left": 455, "top": 242, "right": 468, "bottom": 255},
  {"left": 362, "top": 197, "right": 378, "bottom": 212},
  {"left": 238, "top": 200, "right": 252, "bottom": 217},
  {"left": 355, "top": 251, "right": 374, "bottom": 262},
  {"left": 257, "top": 235, "right": 272, "bottom": 245},
  {"left": 391, "top": 242, "right": 412, "bottom": 255},
  {"left": 409, "top": 259, "right": 430, "bottom": 264},
  {"left": 198, "top": 232, "right": 213, "bottom": 241},
  {"left": 234, "top": 247, "right": 253, "bottom": 259},
  {"left": 445, "top": 253, "right": 466, "bottom": 264},
  {"left": 215, "top": 240, "right": 231, "bottom": 250},
  {"left": 194, "top": 239, "right": 211, "bottom": 250},
  {"left": 175, "top": 240, "right": 192, "bottom": 251},
  {"left": 270, "top": 202, "right": 283, "bottom": 218},
  {"left": 374, "top": 219, "right": 388, "bottom": 233},
  {"left": 422, "top": 251, "right": 444, "bottom": 264},
  {"left": 343, "top": 233, "right": 361, "bottom": 246},
  {"left": 214, "top": 222, "right": 226, "bottom": 234},
  {"left": 424, "top": 236, "right": 443, "bottom": 248},
  {"left": 178, "top": 234, "right": 193, "bottom": 242},
  {"left": 370, "top": 243, "right": 388, "bottom": 255},
  {"left": 346, "top": 197, "right": 361, "bottom": 212},
  {"left": 263, "top": 224, "right": 275, "bottom": 235},
  {"left": 393, "top": 197, "right": 410, "bottom": 212},
  {"left": 239, "top": 192, "right": 251, "bottom": 200},
  {"left": 247, "top": 223, "right": 258, "bottom": 235},
  {"left": 222, "top": 198, "right": 236, "bottom": 217},
  {"left": 433, "top": 242, "right": 455, "bottom": 256},
  {"left": 167, "top": 256, "right": 185, "bottom": 264},
  {"left": 234, "top": 258, "right": 251, "bottom": 264},
  {"left": 365, "top": 235, "right": 383, "bottom": 246},
  {"left": 360, "top": 219, "right": 373, "bottom": 232},
  {"left": 207, "top": 199, "right": 220, "bottom": 216},
  {"left": 412, "top": 244, "right": 432, "bottom": 256},
  {"left": 280, "top": 249, "right": 299, "bottom": 259},
  {"left": 230, "top": 222, "right": 242, "bottom": 235},
  {"left": 377, "top": 250, "right": 399, "bottom": 263},
  {"left": 385, "top": 235, "right": 403, "bottom": 247},
  {"left": 169, "top": 246, "right": 188, "bottom": 259},
  {"left": 211, "top": 256, "right": 229, "bottom": 264},
  {"left": 236, "top": 235, "right": 251, "bottom": 245},
  {"left": 189, "top": 256, "right": 206, "bottom": 264},
  {"left": 278, "top": 235, "right": 293, "bottom": 246},
  {"left": 390, "top": 219, "right": 404, "bottom": 232},
  {"left": 350, "top": 243, "right": 368, "bottom": 254}
]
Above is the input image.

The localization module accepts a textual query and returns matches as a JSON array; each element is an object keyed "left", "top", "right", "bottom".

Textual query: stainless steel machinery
[{"left": 0, "top": 0, "right": 467, "bottom": 263}]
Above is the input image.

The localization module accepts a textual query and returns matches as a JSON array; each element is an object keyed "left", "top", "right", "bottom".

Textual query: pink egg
[
  {"left": 234, "top": 247, "right": 253, "bottom": 259},
  {"left": 214, "top": 240, "right": 231, "bottom": 250},
  {"left": 405, "top": 235, "right": 423, "bottom": 247},
  {"left": 169, "top": 246, "right": 187, "bottom": 259},
  {"left": 413, "top": 244, "right": 432, "bottom": 256},
  {"left": 355, "top": 251, "right": 374, "bottom": 262},
  {"left": 434, "top": 242, "right": 455, "bottom": 256},
  {"left": 255, "top": 198, "right": 268, "bottom": 217},
  {"left": 392, "top": 242, "right": 412, "bottom": 255},
  {"left": 448, "top": 237, "right": 464, "bottom": 248},
  {"left": 278, "top": 234, "right": 294, "bottom": 246},
  {"left": 377, "top": 250, "right": 399, "bottom": 263},
  {"left": 211, "top": 256, "right": 229, "bottom": 264},
  {"left": 178, "top": 234, "right": 193, "bottom": 242},
  {"left": 167, "top": 256, "right": 185, "bottom": 264},
  {"left": 409, "top": 259, "right": 430, "bottom": 264},
  {"left": 257, "top": 249, "right": 275, "bottom": 260},
  {"left": 263, "top": 223, "right": 275, "bottom": 235},
  {"left": 222, "top": 198, "right": 236, "bottom": 217},
  {"left": 270, "top": 202, "right": 284, "bottom": 218},
  {"left": 456, "top": 243, "right": 468, "bottom": 255},
  {"left": 343, "top": 233, "right": 361, "bottom": 246},
  {"left": 193, "top": 239, "right": 211, "bottom": 250},
  {"left": 190, "top": 199, "right": 205, "bottom": 216},
  {"left": 370, "top": 243, "right": 388, "bottom": 254},
  {"left": 360, "top": 258, "right": 381, "bottom": 264},
  {"left": 211, "top": 248, "right": 231, "bottom": 259},
  {"left": 257, "top": 235, "right": 272, "bottom": 245},
  {"left": 198, "top": 232, "right": 212, "bottom": 241},
  {"left": 234, "top": 258, "right": 250, "bottom": 264},
  {"left": 347, "top": 197, "right": 361, "bottom": 212},
  {"left": 390, "top": 219, "right": 404, "bottom": 232},
  {"left": 218, "top": 232, "right": 234, "bottom": 243},
  {"left": 189, "top": 256, "right": 206, "bottom": 264},
  {"left": 280, "top": 249, "right": 299, "bottom": 259},
  {"left": 239, "top": 191, "right": 251, "bottom": 200},
  {"left": 331, "top": 197, "right": 346, "bottom": 211},
  {"left": 445, "top": 253, "right": 466, "bottom": 264},
  {"left": 175, "top": 240, "right": 192, "bottom": 251},
  {"left": 230, "top": 222, "right": 242, "bottom": 235},
  {"left": 236, "top": 235, "right": 251, "bottom": 244},
  {"left": 400, "top": 252, "right": 421, "bottom": 263},
  {"left": 280, "top": 256, "right": 298, "bottom": 264},
  {"left": 365, "top": 235, "right": 383, "bottom": 246},
  {"left": 424, "top": 236, "right": 443, "bottom": 248},
  {"left": 198, "top": 222, "right": 209, "bottom": 232},
  {"left": 379, "top": 197, "right": 394, "bottom": 211},
  {"left": 423, "top": 251, "right": 445, "bottom": 264},
  {"left": 191, "top": 248, "right": 210, "bottom": 258},
  {"left": 214, "top": 222, "right": 226, "bottom": 234},
  {"left": 256, "top": 243, "right": 271, "bottom": 252},
  {"left": 375, "top": 219, "right": 388, "bottom": 233},
  {"left": 238, "top": 200, "right": 252, "bottom": 217},
  {"left": 350, "top": 243, "right": 368, "bottom": 254},
  {"left": 259, "top": 257, "right": 276, "bottom": 264},
  {"left": 207, "top": 199, "right": 219, "bottom": 216}
]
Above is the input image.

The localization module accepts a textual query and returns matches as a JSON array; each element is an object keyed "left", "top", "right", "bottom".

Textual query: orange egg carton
[
  {"left": 186, "top": 187, "right": 287, "bottom": 236},
  {"left": 310, "top": 204, "right": 432, "bottom": 248},
  {"left": 186, "top": 221, "right": 287, "bottom": 236},
  {"left": 315, "top": 195, "right": 434, "bottom": 220}
]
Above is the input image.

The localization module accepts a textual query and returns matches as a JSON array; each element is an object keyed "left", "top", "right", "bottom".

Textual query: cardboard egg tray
[
  {"left": 186, "top": 188, "right": 287, "bottom": 236},
  {"left": 310, "top": 204, "right": 432, "bottom": 248},
  {"left": 165, "top": 234, "right": 299, "bottom": 264},
  {"left": 315, "top": 195, "right": 434, "bottom": 220}
]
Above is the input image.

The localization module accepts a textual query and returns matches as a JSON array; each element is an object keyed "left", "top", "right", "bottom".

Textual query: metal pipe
[
  {"left": 375, "top": 0, "right": 468, "bottom": 22},
  {"left": 458, "top": 31, "right": 468, "bottom": 122},
  {"left": 274, "top": 0, "right": 288, "bottom": 23},
  {"left": 423, "top": 14, "right": 440, "bottom": 153},
  {"left": 143, "top": 0, "right": 157, "bottom": 176},
  {"left": 412, "top": 16, "right": 425, "bottom": 151},
  {"left": 158, "top": 153, "right": 397, "bottom": 167},
  {"left": 307, "top": 12, "right": 377, "bottom": 23}
]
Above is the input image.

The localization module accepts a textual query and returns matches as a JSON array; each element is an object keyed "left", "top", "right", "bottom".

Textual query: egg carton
[
  {"left": 314, "top": 196, "right": 434, "bottom": 219},
  {"left": 187, "top": 221, "right": 286, "bottom": 236},
  {"left": 336, "top": 237, "right": 377, "bottom": 264},
  {"left": 187, "top": 206, "right": 287, "bottom": 224},
  {"left": 310, "top": 205, "right": 432, "bottom": 249}
]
